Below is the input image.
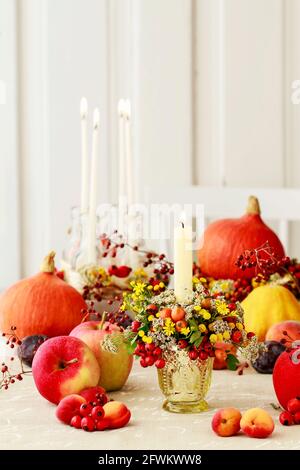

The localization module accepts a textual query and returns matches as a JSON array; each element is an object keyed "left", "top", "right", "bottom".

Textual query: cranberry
[
  {"left": 70, "top": 415, "right": 82, "bottom": 429},
  {"left": 91, "top": 406, "right": 105, "bottom": 421},
  {"left": 178, "top": 340, "right": 188, "bottom": 349},
  {"left": 188, "top": 350, "right": 198, "bottom": 361},
  {"left": 199, "top": 351, "right": 208, "bottom": 360},
  {"left": 287, "top": 397, "right": 300, "bottom": 415},
  {"left": 279, "top": 411, "right": 294, "bottom": 426},
  {"left": 81, "top": 416, "right": 95, "bottom": 432},
  {"left": 79, "top": 403, "right": 92, "bottom": 417},
  {"left": 153, "top": 346, "right": 162, "bottom": 357},
  {"left": 155, "top": 358, "right": 166, "bottom": 369}
]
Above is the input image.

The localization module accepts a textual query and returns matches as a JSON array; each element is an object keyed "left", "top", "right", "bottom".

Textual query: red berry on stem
[
  {"left": 178, "top": 339, "right": 188, "bottom": 349},
  {"left": 79, "top": 403, "right": 92, "bottom": 417},
  {"left": 188, "top": 350, "right": 198, "bottom": 361},
  {"left": 294, "top": 411, "right": 300, "bottom": 425},
  {"left": 279, "top": 411, "right": 294, "bottom": 426},
  {"left": 155, "top": 358, "right": 166, "bottom": 369},
  {"left": 131, "top": 321, "right": 141, "bottom": 333},
  {"left": 81, "top": 416, "right": 95, "bottom": 432},
  {"left": 70, "top": 415, "right": 82, "bottom": 429},
  {"left": 287, "top": 397, "right": 300, "bottom": 414},
  {"left": 232, "top": 331, "right": 242, "bottom": 343},
  {"left": 199, "top": 351, "right": 208, "bottom": 360},
  {"left": 140, "top": 358, "right": 148, "bottom": 368},
  {"left": 153, "top": 346, "right": 162, "bottom": 357},
  {"left": 145, "top": 355, "right": 155, "bottom": 367},
  {"left": 91, "top": 406, "right": 105, "bottom": 421},
  {"left": 145, "top": 343, "right": 155, "bottom": 353}
]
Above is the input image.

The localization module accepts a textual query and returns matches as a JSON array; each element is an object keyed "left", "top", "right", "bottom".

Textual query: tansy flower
[
  {"left": 134, "top": 268, "right": 147, "bottom": 278},
  {"left": 223, "top": 330, "right": 231, "bottom": 340},
  {"left": 159, "top": 282, "right": 165, "bottom": 288},
  {"left": 147, "top": 285, "right": 153, "bottom": 291},
  {"left": 194, "top": 305, "right": 201, "bottom": 312},
  {"left": 201, "top": 310, "right": 211, "bottom": 320},
  {"left": 236, "top": 322, "right": 244, "bottom": 331},
  {"left": 192, "top": 276, "right": 200, "bottom": 284},
  {"left": 215, "top": 300, "right": 229, "bottom": 315},
  {"left": 143, "top": 336, "right": 153, "bottom": 344},
  {"left": 200, "top": 277, "right": 207, "bottom": 283},
  {"left": 153, "top": 285, "right": 160, "bottom": 291},
  {"left": 228, "top": 322, "right": 235, "bottom": 329},
  {"left": 180, "top": 327, "right": 190, "bottom": 336},
  {"left": 209, "top": 334, "right": 217, "bottom": 343},
  {"left": 163, "top": 318, "right": 175, "bottom": 336},
  {"left": 216, "top": 333, "right": 223, "bottom": 342},
  {"left": 220, "top": 281, "right": 230, "bottom": 291},
  {"left": 148, "top": 315, "right": 154, "bottom": 321},
  {"left": 199, "top": 324, "right": 207, "bottom": 333},
  {"left": 156, "top": 312, "right": 160, "bottom": 318},
  {"left": 138, "top": 330, "right": 145, "bottom": 337}
]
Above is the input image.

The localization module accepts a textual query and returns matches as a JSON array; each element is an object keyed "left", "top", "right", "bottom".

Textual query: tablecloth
[{"left": 0, "top": 361, "right": 298, "bottom": 450}]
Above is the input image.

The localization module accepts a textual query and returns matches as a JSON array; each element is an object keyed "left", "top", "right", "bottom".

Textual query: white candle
[
  {"left": 118, "top": 99, "right": 126, "bottom": 201},
  {"left": 80, "top": 97, "right": 89, "bottom": 213},
  {"left": 124, "top": 99, "right": 134, "bottom": 206},
  {"left": 174, "top": 214, "right": 193, "bottom": 303},
  {"left": 87, "top": 108, "right": 100, "bottom": 264}
]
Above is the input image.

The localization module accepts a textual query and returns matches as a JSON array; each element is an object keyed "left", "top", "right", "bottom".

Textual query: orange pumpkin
[
  {"left": 0, "top": 251, "right": 86, "bottom": 339},
  {"left": 198, "top": 196, "right": 285, "bottom": 280}
]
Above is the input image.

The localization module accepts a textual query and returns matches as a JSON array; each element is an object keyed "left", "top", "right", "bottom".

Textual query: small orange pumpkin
[{"left": 0, "top": 251, "right": 86, "bottom": 339}]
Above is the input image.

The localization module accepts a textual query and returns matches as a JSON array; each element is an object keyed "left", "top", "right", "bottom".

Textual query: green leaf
[
  {"left": 194, "top": 336, "right": 204, "bottom": 348},
  {"left": 188, "top": 318, "right": 199, "bottom": 332},
  {"left": 226, "top": 354, "right": 240, "bottom": 371},
  {"left": 190, "top": 331, "right": 201, "bottom": 344}
]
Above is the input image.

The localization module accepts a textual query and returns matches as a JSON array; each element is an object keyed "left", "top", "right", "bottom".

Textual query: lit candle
[
  {"left": 124, "top": 99, "right": 134, "bottom": 206},
  {"left": 118, "top": 99, "right": 126, "bottom": 201},
  {"left": 80, "top": 97, "right": 89, "bottom": 213},
  {"left": 174, "top": 214, "right": 193, "bottom": 303},
  {"left": 87, "top": 108, "right": 100, "bottom": 264}
]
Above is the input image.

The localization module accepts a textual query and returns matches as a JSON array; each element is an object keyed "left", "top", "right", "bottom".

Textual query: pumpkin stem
[
  {"left": 40, "top": 251, "right": 56, "bottom": 273},
  {"left": 246, "top": 196, "right": 261, "bottom": 215}
]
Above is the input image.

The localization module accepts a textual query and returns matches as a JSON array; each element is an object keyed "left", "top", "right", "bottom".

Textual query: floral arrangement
[{"left": 121, "top": 280, "right": 259, "bottom": 370}]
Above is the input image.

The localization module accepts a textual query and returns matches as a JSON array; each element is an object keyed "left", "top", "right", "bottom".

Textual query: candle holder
[{"left": 157, "top": 348, "right": 213, "bottom": 413}]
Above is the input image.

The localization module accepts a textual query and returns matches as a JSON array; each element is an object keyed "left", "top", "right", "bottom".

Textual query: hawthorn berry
[
  {"left": 81, "top": 416, "right": 95, "bottom": 432},
  {"left": 279, "top": 411, "right": 294, "bottom": 426}
]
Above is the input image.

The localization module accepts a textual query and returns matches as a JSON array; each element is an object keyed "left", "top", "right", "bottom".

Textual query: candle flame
[
  {"left": 118, "top": 99, "right": 126, "bottom": 117},
  {"left": 80, "top": 97, "right": 88, "bottom": 119},
  {"left": 124, "top": 99, "right": 131, "bottom": 120},
  {"left": 93, "top": 108, "right": 100, "bottom": 129}
]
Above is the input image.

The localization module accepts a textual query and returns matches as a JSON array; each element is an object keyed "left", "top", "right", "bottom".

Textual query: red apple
[
  {"left": 240, "top": 408, "right": 274, "bottom": 438},
  {"left": 273, "top": 346, "right": 300, "bottom": 409},
  {"left": 266, "top": 320, "right": 300, "bottom": 345},
  {"left": 103, "top": 401, "right": 131, "bottom": 429},
  {"left": 56, "top": 394, "right": 86, "bottom": 424},
  {"left": 32, "top": 336, "right": 100, "bottom": 404},
  {"left": 70, "top": 321, "right": 133, "bottom": 392}
]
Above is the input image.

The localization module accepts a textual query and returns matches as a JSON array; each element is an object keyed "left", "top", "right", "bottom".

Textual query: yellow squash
[{"left": 242, "top": 285, "right": 300, "bottom": 341}]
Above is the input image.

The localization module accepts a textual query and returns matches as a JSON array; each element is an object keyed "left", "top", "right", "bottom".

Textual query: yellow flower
[
  {"left": 142, "top": 336, "right": 148, "bottom": 343},
  {"left": 194, "top": 305, "right": 201, "bottom": 312},
  {"left": 133, "top": 282, "right": 147, "bottom": 296},
  {"left": 148, "top": 315, "right": 154, "bottom": 321},
  {"left": 147, "top": 285, "right": 153, "bottom": 291},
  {"left": 144, "top": 336, "right": 153, "bottom": 344},
  {"left": 200, "top": 277, "right": 207, "bottom": 283},
  {"left": 199, "top": 324, "right": 207, "bottom": 333},
  {"left": 153, "top": 285, "right": 160, "bottom": 291},
  {"left": 120, "top": 303, "right": 126, "bottom": 311},
  {"left": 220, "top": 281, "right": 230, "bottom": 292},
  {"left": 156, "top": 312, "right": 160, "bottom": 318},
  {"left": 180, "top": 327, "right": 190, "bottom": 336},
  {"left": 202, "top": 310, "right": 211, "bottom": 320},
  {"left": 216, "top": 333, "right": 223, "bottom": 342},
  {"left": 134, "top": 268, "right": 148, "bottom": 278},
  {"left": 138, "top": 330, "right": 145, "bottom": 337},
  {"left": 159, "top": 282, "right": 165, "bottom": 288},
  {"left": 228, "top": 322, "right": 235, "bottom": 329},
  {"left": 223, "top": 330, "right": 231, "bottom": 340},
  {"left": 236, "top": 322, "right": 244, "bottom": 331},
  {"left": 208, "top": 323, "right": 215, "bottom": 331},
  {"left": 163, "top": 318, "right": 175, "bottom": 336},
  {"left": 192, "top": 276, "right": 200, "bottom": 284},
  {"left": 209, "top": 334, "right": 217, "bottom": 343},
  {"left": 215, "top": 300, "right": 229, "bottom": 315}
]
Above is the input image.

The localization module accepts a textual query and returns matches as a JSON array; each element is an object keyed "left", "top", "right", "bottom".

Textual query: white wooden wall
[{"left": 1, "top": 0, "right": 300, "bottom": 283}]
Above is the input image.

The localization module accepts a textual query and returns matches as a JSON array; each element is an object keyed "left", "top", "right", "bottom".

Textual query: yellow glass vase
[{"left": 157, "top": 349, "right": 213, "bottom": 413}]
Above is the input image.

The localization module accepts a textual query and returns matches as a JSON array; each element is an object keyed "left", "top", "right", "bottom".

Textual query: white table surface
[{"left": 0, "top": 360, "right": 299, "bottom": 450}]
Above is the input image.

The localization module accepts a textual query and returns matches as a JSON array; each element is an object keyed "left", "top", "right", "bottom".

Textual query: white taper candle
[
  {"left": 87, "top": 108, "right": 100, "bottom": 264},
  {"left": 80, "top": 97, "right": 89, "bottom": 213}
]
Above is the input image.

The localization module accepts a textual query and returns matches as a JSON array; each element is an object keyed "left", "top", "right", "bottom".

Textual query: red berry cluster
[
  {"left": 279, "top": 397, "right": 300, "bottom": 426},
  {"left": 187, "top": 337, "right": 216, "bottom": 361},
  {"left": 1, "top": 327, "right": 31, "bottom": 390},
  {"left": 235, "top": 241, "right": 291, "bottom": 277},
  {"left": 71, "top": 399, "right": 108, "bottom": 432},
  {"left": 134, "top": 341, "right": 166, "bottom": 369},
  {"left": 81, "top": 301, "right": 132, "bottom": 330}
]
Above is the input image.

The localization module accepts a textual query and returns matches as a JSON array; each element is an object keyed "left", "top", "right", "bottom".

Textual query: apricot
[
  {"left": 171, "top": 306, "right": 186, "bottom": 322},
  {"left": 159, "top": 308, "right": 172, "bottom": 319},
  {"left": 103, "top": 401, "right": 131, "bottom": 429}
]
